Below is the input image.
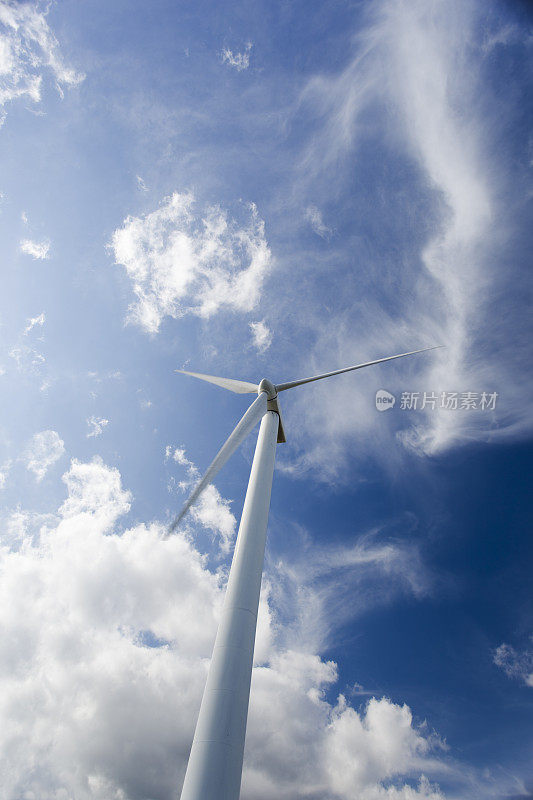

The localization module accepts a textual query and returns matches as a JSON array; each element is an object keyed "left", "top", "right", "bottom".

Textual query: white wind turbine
[{"left": 175, "top": 346, "right": 441, "bottom": 800}]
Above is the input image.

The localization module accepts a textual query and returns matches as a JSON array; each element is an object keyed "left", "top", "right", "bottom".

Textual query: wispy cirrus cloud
[
  {"left": 6, "top": 313, "right": 47, "bottom": 378},
  {"left": 249, "top": 319, "right": 271, "bottom": 353},
  {"left": 494, "top": 640, "right": 533, "bottom": 688},
  {"left": 86, "top": 415, "right": 109, "bottom": 439},
  {"left": 267, "top": 521, "right": 434, "bottom": 656},
  {"left": 9, "top": 343, "right": 45, "bottom": 373},
  {"left": 136, "top": 175, "right": 148, "bottom": 192},
  {"left": 220, "top": 41, "right": 252, "bottom": 71},
  {"left": 111, "top": 192, "right": 271, "bottom": 334},
  {"left": 279, "top": 0, "right": 532, "bottom": 479},
  {"left": 24, "top": 311, "right": 45, "bottom": 335},
  {"left": 0, "top": 0, "right": 83, "bottom": 124},
  {"left": 25, "top": 429, "right": 65, "bottom": 481},
  {"left": 0, "top": 460, "right": 11, "bottom": 490},
  {"left": 305, "top": 204, "right": 333, "bottom": 239}
]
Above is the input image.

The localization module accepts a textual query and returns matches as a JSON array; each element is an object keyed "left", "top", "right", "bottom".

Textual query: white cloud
[
  {"left": 0, "top": 461, "right": 10, "bottom": 489},
  {"left": 481, "top": 22, "right": 520, "bottom": 54},
  {"left": 0, "top": 455, "right": 473, "bottom": 799},
  {"left": 221, "top": 42, "right": 252, "bottom": 71},
  {"left": 136, "top": 174, "right": 148, "bottom": 192},
  {"left": 24, "top": 311, "right": 45, "bottom": 334},
  {"left": 282, "top": 0, "right": 532, "bottom": 477},
  {"left": 111, "top": 192, "right": 271, "bottom": 334},
  {"left": 0, "top": 507, "right": 57, "bottom": 551},
  {"left": 249, "top": 319, "right": 271, "bottom": 353},
  {"left": 378, "top": 0, "right": 491, "bottom": 455},
  {"left": 166, "top": 445, "right": 237, "bottom": 554},
  {"left": 20, "top": 237, "right": 50, "bottom": 260},
  {"left": 267, "top": 525, "right": 433, "bottom": 655},
  {"left": 305, "top": 204, "right": 333, "bottom": 239},
  {"left": 494, "top": 641, "right": 533, "bottom": 688},
  {"left": 25, "top": 429, "right": 65, "bottom": 481},
  {"left": 60, "top": 456, "right": 131, "bottom": 529},
  {"left": 87, "top": 369, "right": 124, "bottom": 385},
  {"left": 9, "top": 344, "right": 45, "bottom": 374},
  {"left": 0, "top": 0, "right": 83, "bottom": 124},
  {"left": 86, "top": 415, "right": 109, "bottom": 439},
  {"left": 244, "top": 657, "right": 449, "bottom": 800}
]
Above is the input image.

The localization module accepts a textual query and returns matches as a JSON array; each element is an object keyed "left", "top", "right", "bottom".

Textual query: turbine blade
[
  {"left": 176, "top": 369, "right": 258, "bottom": 394},
  {"left": 276, "top": 346, "right": 443, "bottom": 392},
  {"left": 168, "top": 392, "right": 268, "bottom": 532}
]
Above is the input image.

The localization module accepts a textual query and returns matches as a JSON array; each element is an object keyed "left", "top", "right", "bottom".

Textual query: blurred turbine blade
[
  {"left": 176, "top": 369, "right": 258, "bottom": 394},
  {"left": 168, "top": 392, "right": 268, "bottom": 533},
  {"left": 276, "top": 346, "right": 443, "bottom": 392}
]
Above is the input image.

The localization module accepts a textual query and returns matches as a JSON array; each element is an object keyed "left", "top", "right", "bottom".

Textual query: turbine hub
[{"left": 258, "top": 378, "right": 277, "bottom": 399}]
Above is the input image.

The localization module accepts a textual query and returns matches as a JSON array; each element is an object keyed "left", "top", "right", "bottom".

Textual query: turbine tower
[{"left": 175, "top": 346, "right": 441, "bottom": 800}]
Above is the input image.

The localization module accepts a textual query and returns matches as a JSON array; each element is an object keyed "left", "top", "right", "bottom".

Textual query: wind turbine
[{"left": 175, "top": 346, "right": 440, "bottom": 800}]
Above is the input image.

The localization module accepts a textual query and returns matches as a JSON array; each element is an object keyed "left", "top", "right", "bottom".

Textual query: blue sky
[{"left": 0, "top": 0, "right": 532, "bottom": 798}]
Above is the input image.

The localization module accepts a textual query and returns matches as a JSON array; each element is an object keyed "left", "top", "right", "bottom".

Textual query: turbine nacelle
[
  {"left": 172, "top": 345, "right": 443, "bottom": 530},
  {"left": 257, "top": 378, "right": 277, "bottom": 399}
]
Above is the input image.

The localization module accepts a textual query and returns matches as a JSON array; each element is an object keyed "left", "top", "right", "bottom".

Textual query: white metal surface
[
  {"left": 169, "top": 392, "right": 268, "bottom": 533},
  {"left": 180, "top": 410, "right": 278, "bottom": 800},
  {"left": 275, "top": 345, "right": 443, "bottom": 392},
  {"left": 175, "top": 369, "right": 258, "bottom": 394}
]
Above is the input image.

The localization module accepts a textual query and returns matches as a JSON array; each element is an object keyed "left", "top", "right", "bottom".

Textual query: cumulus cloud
[
  {"left": 286, "top": 0, "right": 532, "bottom": 476},
  {"left": 494, "top": 640, "right": 533, "bottom": 688},
  {"left": 20, "top": 237, "right": 50, "bottom": 259},
  {"left": 25, "top": 429, "right": 65, "bottom": 481},
  {"left": 0, "top": 0, "right": 83, "bottom": 124},
  {"left": 221, "top": 42, "right": 252, "bottom": 71},
  {"left": 60, "top": 456, "right": 131, "bottom": 528},
  {"left": 249, "top": 320, "right": 271, "bottom": 353},
  {"left": 111, "top": 192, "right": 271, "bottom": 334},
  {"left": 86, "top": 415, "right": 109, "bottom": 438},
  {"left": 0, "top": 455, "right": 466, "bottom": 799},
  {"left": 244, "top": 659, "right": 449, "bottom": 800}
]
